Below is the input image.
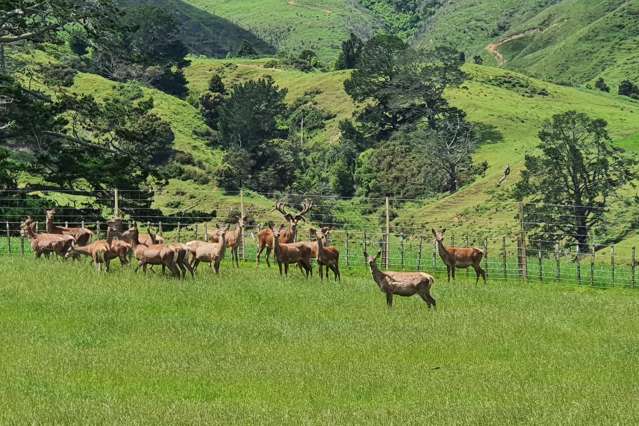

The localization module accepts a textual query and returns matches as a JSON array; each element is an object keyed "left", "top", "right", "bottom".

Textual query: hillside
[{"left": 415, "top": 0, "right": 639, "bottom": 87}]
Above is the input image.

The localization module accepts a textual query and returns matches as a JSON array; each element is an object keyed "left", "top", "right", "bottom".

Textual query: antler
[
  {"left": 294, "top": 199, "right": 313, "bottom": 221},
  {"left": 274, "top": 201, "right": 293, "bottom": 221}
]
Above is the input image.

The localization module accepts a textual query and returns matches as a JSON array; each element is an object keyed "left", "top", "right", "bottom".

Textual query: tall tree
[
  {"left": 514, "top": 111, "right": 637, "bottom": 251},
  {"left": 335, "top": 32, "right": 364, "bottom": 70}
]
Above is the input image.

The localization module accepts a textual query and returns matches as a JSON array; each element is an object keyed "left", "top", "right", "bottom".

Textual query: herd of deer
[{"left": 17, "top": 203, "right": 488, "bottom": 309}]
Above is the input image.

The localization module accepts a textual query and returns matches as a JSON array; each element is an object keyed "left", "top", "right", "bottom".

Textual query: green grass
[{"left": 1, "top": 256, "right": 639, "bottom": 423}]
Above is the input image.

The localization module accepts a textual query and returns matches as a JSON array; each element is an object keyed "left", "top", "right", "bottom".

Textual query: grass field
[{"left": 1, "top": 256, "right": 639, "bottom": 423}]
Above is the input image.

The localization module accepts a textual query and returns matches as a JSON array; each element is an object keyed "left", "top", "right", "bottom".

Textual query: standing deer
[
  {"left": 208, "top": 216, "right": 247, "bottom": 267},
  {"left": 256, "top": 200, "right": 313, "bottom": 268},
  {"left": 313, "top": 228, "right": 340, "bottom": 281},
  {"left": 20, "top": 217, "right": 75, "bottom": 259},
  {"left": 66, "top": 240, "right": 110, "bottom": 271},
  {"left": 365, "top": 251, "right": 436, "bottom": 309},
  {"left": 271, "top": 225, "right": 313, "bottom": 278},
  {"left": 192, "top": 226, "right": 228, "bottom": 273},
  {"left": 432, "top": 228, "right": 486, "bottom": 284},
  {"left": 45, "top": 209, "right": 93, "bottom": 246},
  {"left": 126, "top": 224, "right": 182, "bottom": 278}
]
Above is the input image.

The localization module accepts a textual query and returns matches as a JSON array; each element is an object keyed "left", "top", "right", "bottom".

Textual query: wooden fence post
[
  {"left": 611, "top": 245, "right": 615, "bottom": 286},
  {"left": 417, "top": 236, "right": 423, "bottom": 272},
  {"left": 466, "top": 234, "right": 470, "bottom": 279},
  {"left": 384, "top": 196, "right": 390, "bottom": 270},
  {"left": 177, "top": 221, "right": 181, "bottom": 243},
  {"left": 590, "top": 245, "right": 595, "bottom": 286},
  {"left": 518, "top": 202, "right": 528, "bottom": 280},
  {"left": 400, "top": 233, "right": 405, "bottom": 270},
  {"left": 96, "top": 221, "right": 101, "bottom": 240},
  {"left": 576, "top": 246, "right": 581, "bottom": 285},
  {"left": 204, "top": 223, "right": 208, "bottom": 242},
  {"left": 6, "top": 221, "right": 11, "bottom": 254},
  {"left": 363, "top": 231, "right": 367, "bottom": 266},
  {"left": 538, "top": 241, "right": 543, "bottom": 282},
  {"left": 633, "top": 247, "right": 636, "bottom": 288},
  {"left": 555, "top": 243, "right": 560, "bottom": 281},
  {"left": 345, "top": 231, "right": 350, "bottom": 268},
  {"left": 432, "top": 239, "right": 437, "bottom": 271},
  {"left": 502, "top": 236, "right": 507, "bottom": 281},
  {"left": 20, "top": 233, "right": 24, "bottom": 256},
  {"left": 194, "top": 223, "right": 198, "bottom": 241},
  {"left": 483, "top": 239, "right": 488, "bottom": 281},
  {"left": 81, "top": 219, "right": 85, "bottom": 229},
  {"left": 158, "top": 221, "right": 163, "bottom": 237}
]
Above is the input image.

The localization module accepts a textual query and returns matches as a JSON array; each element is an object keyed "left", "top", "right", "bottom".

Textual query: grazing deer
[
  {"left": 432, "top": 228, "right": 486, "bottom": 284},
  {"left": 66, "top": 240, "right": 110, "bottom": 271},
  {"left": 20, "top": 217, "right": 75, "bottom": 259},
  {"left": 45, "top": 209, "right": 93, "bottom": 246},
  {"left": 256, "top": 200, "right": 313, "bottom": 268},
  {"left": 313, "top": 228, "right": 340, "bottom": 281},
  {"left": 208, "top": 216, "right": 247, "bottom": 267},
  {"left": 126, "top": 224, "right": 182, "bottom": 278},
  {"left": 271, "top": 225, "right": 313, "bottom": 278},
  {"left": 192, "top": 226, "right": 228, "bottom": 274},
  {"left": 365, "top": 251, "right": 436, "bottom": 309}
]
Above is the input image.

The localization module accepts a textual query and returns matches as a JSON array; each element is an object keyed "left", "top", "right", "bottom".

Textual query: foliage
[
  {"left": 335, "top": 33, "right": 364, "bottom": 70},
  {"left": 358, "top": 0, "right": 442, "bottom": 39},
  {"left": 208, "top": 74, "right": 226, "bottom": 94},
  {"left": 595, "top": 77, "right": 610, "bottom": 93},
  {"left": 235, "top": 40, "right": 258, "bottom": 57},
  {"left": 473, "top": 55, "right": 483, "bottom": 65},
  {"left": 618, "top": 80, "right": 639, "bottom": 100},
  {"left": 514, "top": 111, "right": 637, "bottom": 251}
]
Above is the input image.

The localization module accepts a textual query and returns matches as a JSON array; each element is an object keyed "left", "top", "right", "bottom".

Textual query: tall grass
[{"left": 1, "top": 256, "right": 638, "bottom": 423}]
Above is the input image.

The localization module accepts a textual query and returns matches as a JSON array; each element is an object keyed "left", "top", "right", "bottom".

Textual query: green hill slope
[{"left": 415, "top": 0, "right": 639, "bottom": 87}]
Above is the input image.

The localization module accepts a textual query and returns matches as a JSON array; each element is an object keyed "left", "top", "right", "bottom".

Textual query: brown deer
[
  {"left": 271, "top": 225, "right": 313, "bottom": 278},
  {"left": 146, "top": 228, "right": 194, "bottom": 279},
  {"left": 126, "top": 224, "right": 182, "bottom": 278},
  {"left": 365, "top": 251, "right": 436, "bottom": 309},
  {"left": 66, "top": 240, "right": 110, "bottom": 271},
  {"left": 313, "top": 228, "right": 340, "bottom": 281},
  {"left": 192, "top": 226, "right": 228, "bottom": 274},
  {"left": 20, "top": 217, "right": 75, "bottom": 259},
  {"left": 45, "top": 209, "right": 93, "bottom": 246},
  {"left": 432, "top": 228, "right": 486, "bottom": 284},
  {"left": 256, "top": 200, "right": 313, "bottom": 268},
  {"left": 208, "top": 216, "right": 247, "bottom": 267},
  {"left": 120, "top": 225, "right": 163, "bottom": 246}
]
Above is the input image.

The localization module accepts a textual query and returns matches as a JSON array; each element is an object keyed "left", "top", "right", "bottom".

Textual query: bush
[
  {"left": 619, "top": 80, "right": 639, "bottom": 99},
  {"left": 595, "top": 77, "right": 610, "bottom": 92}
]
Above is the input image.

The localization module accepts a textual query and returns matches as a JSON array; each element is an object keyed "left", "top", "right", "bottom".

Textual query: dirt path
[{"left": 485, "top": 28, "right": 542, "bottom": 65}]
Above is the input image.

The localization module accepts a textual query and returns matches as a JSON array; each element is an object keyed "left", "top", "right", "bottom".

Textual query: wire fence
[{"left": 1, "top": 188, "right": 637, "bottom": 288}]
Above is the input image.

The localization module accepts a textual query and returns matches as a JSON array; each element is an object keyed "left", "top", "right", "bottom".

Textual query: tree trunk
[
  {"left": 574, "top": 208, "right": 589, "bottom": 253},
  {"left": 0, "top": 43, "right": 5, "bottom": 75}
]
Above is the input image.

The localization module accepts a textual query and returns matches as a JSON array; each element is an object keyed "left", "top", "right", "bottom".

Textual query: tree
[
  {"left": 217, "top": 76, "right": 287, "bottom": 150},
  {"left": 619, "top": 80, "right": 639, "bottom": 99},
  {"left": 473, "top": 55, "right": 483, "bottom": 65},
  {"left": 335, "top": 33, "right": 364, "bottom": 70},
  {"left": 344, "top": 36, "right": 466, "bottom": 140},
  {"left": 595, "top": 77, "right": 610, "bottom": 93},
  {"left": 208, "top": 74, "right": 226, "bottom": 94},
  {"left": 236, "top": 40, "right": 258, "bottom": 57},
  {"left": 514, "top": 111, "right": 636, "bottom": 251}
]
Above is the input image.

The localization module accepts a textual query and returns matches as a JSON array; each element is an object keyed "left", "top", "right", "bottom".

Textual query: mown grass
[{"left": 1, "top": 256, "right": 639, "bottom": 424}]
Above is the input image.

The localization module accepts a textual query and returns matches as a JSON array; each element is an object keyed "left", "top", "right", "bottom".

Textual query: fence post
[
  {"left": 538, "top": 241, "right": 543, "bottom": 282},
  {"left": 363, "top": 231, "right": 367, "bottom": 266},
  {"left": 400, "top": 233, "right": 405, "bottom": 270},
  {"left": 240, "top": 189, "right": 245, "bottom": 262},
  {"left": 555, "top": 243, "right": 560, "bottom": 282},
  {"left": 6, "top": 221, "right": 11, "bottom": 254},
  {"left": 65, "top": 220, "right": 68, "bottom": 228},
  {"left": 417, "top": 236, "right": 423, "bottom": 272},
  {"left": 611, "top": 245, "right": 615, "bottom": 286},
  {"left": 81, "top": 219, "right": 85, "bottom": 229},
  {"left": 576, "top": 245, "right": 581, "bottom": 285},
  {"left": 432, "top": 239, "right": 436, "bottom": 271},
  {"left": 345, "top": 231, "right": 350, "bottom": 268},
  {"left": 177, "top": 221, "right": 181, "bottom": 243},
  {"left": 194, "top": 223, "right": 198, "bottom": 241},
  {"left": 114, "top": 188, "right": 119, "bottom": 218},
  {"left": 384, "top": 196, "right": 390, "bottom": 270},
  {"left": 96, "top": 221, "right": 101, "bottom": 240},
  {"left": 158, "top": 221, "right": 163, "bottom": 237},
  {"left": 502, "top": 236, "right": 507, "bottom": 281},
  {"left": 632, "top": 247, "right": 636, "bottom": 288},
  {"left": 20, "top": 233, "right": 24, "bottom": 256},
  {"left": 204, "top": 223, "right": 208, "bottom": 242},
  {"left": 518, "top": 202, "right": 528, "bottom": 280},
  {"left": 483, "top": 239, "right": 488, "bottom": 282},
  {"left": 465, "top": 234, "right": 470, "bottom": 279},
  {"left": 590, "top": 245, "right": 595, "bottom": 286}
]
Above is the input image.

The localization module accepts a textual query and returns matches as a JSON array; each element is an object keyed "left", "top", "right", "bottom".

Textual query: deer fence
[{"left": 0, "top": 188, "right": 636, "bottom": 288}]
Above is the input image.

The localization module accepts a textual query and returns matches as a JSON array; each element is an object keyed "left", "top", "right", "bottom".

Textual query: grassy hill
[{"left": 415, "top": 0, "right": 639, "bottom": 87}]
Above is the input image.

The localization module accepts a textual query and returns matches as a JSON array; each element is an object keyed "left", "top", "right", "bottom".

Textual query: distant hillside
[{"left": 415, "top": 0, "right": 639, "bottom": 86}]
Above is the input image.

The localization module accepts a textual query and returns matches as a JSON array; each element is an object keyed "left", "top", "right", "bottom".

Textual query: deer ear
[
  {"left": 442, "top": 228, "right": 446, "bottom": 234},
  {"left": 375, "top": 250, "right": 382, "bottom": 259}
]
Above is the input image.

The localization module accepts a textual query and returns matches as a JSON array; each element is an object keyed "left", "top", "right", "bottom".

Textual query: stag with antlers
[{"left": 256, "top": 199, "right": 313, "bottom": 268}]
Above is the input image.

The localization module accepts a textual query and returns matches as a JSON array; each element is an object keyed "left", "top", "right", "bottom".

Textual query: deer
[
  {"left": 126, "top": 224, "right": 182, "bottom": 278},
  {"left": 20, "top": 217, "right": 75, "bottom": 259},
  {"left": 271, "top": 225, "right": 313, "bottom": 278},
  {"left": 65, "top": 240, "right": 110, "bottom": 272},
  {"left": 191, "top": 226, "right": 228, "bottom": 274},
  {"left": 256, "top": 200, "right": 313, "bottom": 268},
  {"left": 365, "top": 250, "right": 436, "bottom": 309},
  {"left": 312, "top": 228, "right": 340, "bottom": 281},
  {"left": 208, "top": 216, "right": 247, "bottom": 267},
  {"left": 147, "top": 228, "right": 194, "bottom": 279},
  {"left": 432, "top": 228, "right": 486, "bottom": 284},
  {"left": 120, "top": 225, "right": 164, "bottom": 246},
  {"left": 45, "top": 209, "right": 93, "bottom": 246}
]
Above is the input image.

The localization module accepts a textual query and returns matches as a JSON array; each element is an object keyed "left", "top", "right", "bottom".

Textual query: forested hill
[{"left": 147, "top": 0, "right": 639, "bottom": 87}]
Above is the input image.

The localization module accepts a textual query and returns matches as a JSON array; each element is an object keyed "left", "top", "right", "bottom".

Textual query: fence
[{"left": 0, "top": 188, "right": 637, "bottom": 288}]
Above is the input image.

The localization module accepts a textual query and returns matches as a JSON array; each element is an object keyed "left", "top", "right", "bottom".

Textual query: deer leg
[
  {"left": 256, "top": 245, "right": 264, "bottom": 268},
  {"left": 451, "top": 266, "right": 456, "bottom": 282},
  {"left": 284, "top": 262, "right": 289, "bottom": 277},
  {"left": 386, "top": 292, "right": 393, "bottom": 308},
  {"left": 265, "top": 247, "right": 272, "bottom": 268},
  {"left": 446, "top": 265, "right": 451, "bottom": 282},
  {"left": 319, "top": 263, "right": 324, "bottom": 281},
  {"left": 332, "top": 264, "right": 340, "bottom": 282},
  {"left": 278, "top": 261, "right": 283, "bottom": 277},
  {"left": 476, "top": 265, "right": 487, "bottom": 284},
  {"left": 214, "top": 260, "right": 220, "bottom": 274},
  {"left": 193, "top": 259, "right": 200, "bottom": 273},
  {"left": 183, "top": 258, "right": 194, "bottom": 278}
]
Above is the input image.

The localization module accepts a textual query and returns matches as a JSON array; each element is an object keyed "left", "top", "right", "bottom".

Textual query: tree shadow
[{"left": 474, "top": 122, "right": 504, "bottom": 145}]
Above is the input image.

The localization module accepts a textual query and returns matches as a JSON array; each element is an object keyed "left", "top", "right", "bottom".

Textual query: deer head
[
  {"left": 46, "top": 209, "right": 56, "bottom": 221},
  {"left": 364, "top": 250, "right": 382, "bottom": 269},
  {"left": 20, "top": 216, "right": 34, "bottom": 237},
  {"left": 431, "top": 228, "right": 446, "bottom": 243},
  {"left": 273, "top": 199, "right": 313, "bottom": 231}
]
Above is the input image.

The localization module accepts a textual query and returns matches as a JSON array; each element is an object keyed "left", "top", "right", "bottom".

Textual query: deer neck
[
  {"left": 73, "top": 245, "right": 91, "bottom": 256},
  {"left": 45, "top": 218, "right": 55, "bottom": 233},
  {"left": 436, "top": 239, "right": 451, "bottom": 259},
  {"left": 233, "top": 225, "right": 242, "bottom": 242},
  {"left": 286, "top": 222, "right": 296, "bottom": 243},
  {"left": 24, "top": 225, "right": 36, "bottom": 239},
  {"left": 369, "top": 262, "right": 386, "bottom": 289}
]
